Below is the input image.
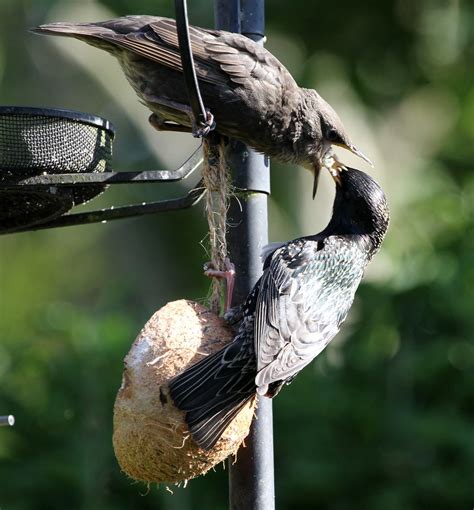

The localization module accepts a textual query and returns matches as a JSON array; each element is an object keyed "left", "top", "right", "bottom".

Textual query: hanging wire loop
[{"left": 174, "top": 0, "right": 216, "bottom": 137}]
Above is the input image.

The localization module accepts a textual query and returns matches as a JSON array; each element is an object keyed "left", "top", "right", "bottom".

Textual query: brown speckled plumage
[{"left": 33, "top": 16, "right": 369, "bottom": 186}]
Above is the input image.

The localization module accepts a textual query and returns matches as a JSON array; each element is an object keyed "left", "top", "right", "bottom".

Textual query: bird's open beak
[
  {"left": 312, "top": 161, "right": 342, "bottom": 197},
  {"left": 347, "top": 144, "right": 374, "bottom": 167},
  {"left": 312, "top": 166, "right": 321, "bottom": 199}
]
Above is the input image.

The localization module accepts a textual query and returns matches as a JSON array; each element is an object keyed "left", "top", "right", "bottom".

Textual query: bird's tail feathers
[
  {"left": 31, "top": 23, "right": 108, "bottom": 38},
  {"left": 169, "top": 346, "right": 256, "bottom": 450},
  {"left": 31, "top": 24, "right": 125, "bottom": 54},
  {"left": 169, "top": 348, "right": 226, "bottom": 409},
  {"left": 186, "top": 394, "right": 255, "bottom": 450}
]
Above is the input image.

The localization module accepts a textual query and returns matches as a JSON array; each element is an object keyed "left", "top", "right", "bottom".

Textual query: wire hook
[{"left": 174, "top": 0, "right": 216, "bottom": 137}]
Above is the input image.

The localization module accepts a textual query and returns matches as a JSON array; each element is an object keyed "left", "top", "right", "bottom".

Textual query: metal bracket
[
  {"left": 12, "top": 180, "right": 206, "bottom": 233},
  {"left": 0, "top": 144, "right": 203, "bottom": 188},
  {"left": 0, "top": 146, "right": 205, "bottom": 234}
]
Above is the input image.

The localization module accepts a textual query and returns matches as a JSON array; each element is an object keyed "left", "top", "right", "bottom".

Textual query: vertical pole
[{"left": 214, "top": 2, "right": 275, "bottom": 509}]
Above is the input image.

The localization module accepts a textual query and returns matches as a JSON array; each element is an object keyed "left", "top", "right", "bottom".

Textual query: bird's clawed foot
[
  {"left": 192, "top": 111, "right": 216, "bottom": 138},
  {"left": 204, "top": 257, "right": 235, "bottom": 312}
]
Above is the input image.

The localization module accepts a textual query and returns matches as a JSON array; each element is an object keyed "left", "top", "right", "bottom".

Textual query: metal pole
[{"left": 214, "top": 2, "right": 275, "bottom": 509}]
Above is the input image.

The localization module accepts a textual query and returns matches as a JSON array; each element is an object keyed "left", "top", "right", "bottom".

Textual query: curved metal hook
[{"left": 174, "top": 0, "right": 215, "bottom": 135}]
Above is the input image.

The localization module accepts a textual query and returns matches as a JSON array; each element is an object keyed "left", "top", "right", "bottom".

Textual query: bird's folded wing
[
  {"left": 253, "top": 238, "right": 347, "bottom": 388},
  {"left": 254, "top": 241, "right": 318, "bottom": 370},
  {"left": 34, "top": 16, "right": 297, "bottom": 91},
  {"left": 148, "top": 18, "right": 296, "bottom": 88},
  {"left": 105, "top": 17, "right": 296, "bottom": 89}
]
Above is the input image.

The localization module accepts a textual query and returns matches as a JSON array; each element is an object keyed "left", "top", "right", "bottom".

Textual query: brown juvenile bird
[{"left": 33, "top": 16, "right": 372, "bottom": 196}]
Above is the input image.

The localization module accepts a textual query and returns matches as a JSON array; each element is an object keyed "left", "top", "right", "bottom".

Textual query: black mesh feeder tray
[
  {"left": 0, "top": 106, "right": 205, "bottom": 235},
  {"left": 0, "top": 107, "right": 113, "bottom": 232}
]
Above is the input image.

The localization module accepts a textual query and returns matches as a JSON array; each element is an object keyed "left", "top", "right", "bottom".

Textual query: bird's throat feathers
[{"left": 323, "top": 169, "right": 389, "bottom": 257}]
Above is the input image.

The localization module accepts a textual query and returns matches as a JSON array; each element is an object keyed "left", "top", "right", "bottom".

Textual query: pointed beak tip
[{"left": 350, "top": 145, "right": 374, "bottom": 167}]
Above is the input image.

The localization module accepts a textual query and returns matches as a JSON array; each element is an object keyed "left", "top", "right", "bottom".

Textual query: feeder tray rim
[{"left": 0, "top": 105, "right": 115, "bottom": 136}]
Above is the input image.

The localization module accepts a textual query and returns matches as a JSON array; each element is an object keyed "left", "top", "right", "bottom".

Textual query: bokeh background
[{"left": 1, "top": 0, "right": 473, "bottom": 508}]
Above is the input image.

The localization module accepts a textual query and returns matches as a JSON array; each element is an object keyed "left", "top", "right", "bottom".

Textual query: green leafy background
[{"left": 0, "top": 0, "right": 473, "bottom": 508}]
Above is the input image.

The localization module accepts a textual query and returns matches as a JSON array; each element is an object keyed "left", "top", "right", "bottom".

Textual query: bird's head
[
  {"left": 326, "top": 167, "right": 389, "bottom": 256},
  {"left": 311, "top": 96, "right": 372, "bottom": 199}
]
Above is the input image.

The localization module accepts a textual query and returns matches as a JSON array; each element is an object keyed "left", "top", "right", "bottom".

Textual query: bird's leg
[
  {"left": 146, "top": 95, "right": 215, "bottom": 137},
  {"left": 204, "top": 258, "right": 236, "bottom": 312},
  {"left": 146, "top": 95, "right": 195, "bottom": 132},
  {"left": 149, "top": 111, "right": 215, "bottom": 137},
  {"left": 144, "top": 94, "right": 194, "bottom": 114},
  {"left": 148, "top": 113, "right": 192, "bottom": 133}
]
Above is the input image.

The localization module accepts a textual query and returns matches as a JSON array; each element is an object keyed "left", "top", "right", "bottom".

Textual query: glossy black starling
[
  {"left": 33, "top": 16, "right": 372, "bottom": 196},
  {"left": 168, "top": 167, "right": 389, "bottom": 449}
]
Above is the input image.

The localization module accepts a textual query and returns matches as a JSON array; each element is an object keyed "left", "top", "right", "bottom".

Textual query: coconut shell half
[{"left": 113, "top": 299, "right": 256, "bottom": 485}]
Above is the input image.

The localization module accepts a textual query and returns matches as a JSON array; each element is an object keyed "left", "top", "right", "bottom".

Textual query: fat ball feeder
[{"left": 113, "top": 300, "right": 256, "bottom": 484}]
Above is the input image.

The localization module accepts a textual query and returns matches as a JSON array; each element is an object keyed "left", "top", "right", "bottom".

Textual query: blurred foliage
[{"left": 1, "top": 0, "right": 473, "bottom": 509}]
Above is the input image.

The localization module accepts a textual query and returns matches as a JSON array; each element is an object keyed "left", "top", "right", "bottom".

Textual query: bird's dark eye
[{"left": 326, "top": 127, "right": 340, "bottom": 143}]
